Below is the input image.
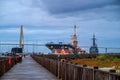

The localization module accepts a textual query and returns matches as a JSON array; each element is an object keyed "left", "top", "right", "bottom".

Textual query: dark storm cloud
[
  {"left": 0, "top": 0, "right": 120, "bottom": 51},
  {"left": 40, "top": 0, "right": 119, "bottom": 14}
]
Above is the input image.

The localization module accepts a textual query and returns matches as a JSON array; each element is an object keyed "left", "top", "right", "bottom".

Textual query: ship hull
[{"left": 45, "top": 43, "right": 75, "bottom": 54}]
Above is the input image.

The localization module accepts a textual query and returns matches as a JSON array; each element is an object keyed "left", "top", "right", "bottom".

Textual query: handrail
[{"left": 31, "top": 55, "right": 120, "bottom": 80}]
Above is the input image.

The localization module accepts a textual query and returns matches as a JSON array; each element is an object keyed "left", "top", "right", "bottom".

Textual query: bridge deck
[{"left": 0, "top": 56, "right": 58, "bottom": 80}]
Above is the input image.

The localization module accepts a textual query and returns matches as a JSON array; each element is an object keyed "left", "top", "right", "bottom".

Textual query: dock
[{"left": 0, "top": 56, "right": 58, "bottom": 80}]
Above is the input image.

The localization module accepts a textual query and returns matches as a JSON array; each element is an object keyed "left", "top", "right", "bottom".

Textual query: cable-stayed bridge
[{"left": 0, "top": 42, "right": 120, "bottom": 54}]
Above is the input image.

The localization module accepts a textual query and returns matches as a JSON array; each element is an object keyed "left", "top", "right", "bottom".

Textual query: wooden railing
[
  {"left": 31, "top": 55, "right": 120, "bottom": 80},
  {"left": 0, "top": 57, "right": 16, "bottom": 77}
]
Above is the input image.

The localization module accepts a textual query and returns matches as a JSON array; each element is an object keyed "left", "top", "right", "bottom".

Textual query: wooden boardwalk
[{"left": 0, "top": 56, "right": 58, "bottom": 80}]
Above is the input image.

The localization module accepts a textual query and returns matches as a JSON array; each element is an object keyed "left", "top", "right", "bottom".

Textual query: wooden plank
[{"left": 0, "top": 56, "right": 58, "bottom": 80}]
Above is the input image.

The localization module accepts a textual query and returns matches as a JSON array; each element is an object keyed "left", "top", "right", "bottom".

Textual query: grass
[{"left": 70, "top": 54, "right": 120, "bottom": 69}]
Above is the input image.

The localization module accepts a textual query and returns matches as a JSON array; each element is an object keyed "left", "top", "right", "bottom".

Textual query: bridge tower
[
  {"left": 11, "top": 25, "right": 24, "bottom": 54},
  {"left": 19, "top": 25, "right": 24, "bottom": 51}
]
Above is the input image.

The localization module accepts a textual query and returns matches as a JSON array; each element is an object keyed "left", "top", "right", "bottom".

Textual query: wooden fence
[
  {"left": 33, "top": 54, "right": 98, "bottom": 60},
  {"left": 31, "top": 55, "right": 120, "bottom": 80},
  {"left": 0, "top": 57, "right": 16, "bottom": 77}
]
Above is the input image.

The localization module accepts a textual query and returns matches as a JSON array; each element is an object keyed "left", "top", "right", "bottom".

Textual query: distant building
[
  {"left": 89, "top": 34, "right": 99, "bottom": 54},
  {"left": 11, "top": 47, "right": 23, "bottom": 53}
]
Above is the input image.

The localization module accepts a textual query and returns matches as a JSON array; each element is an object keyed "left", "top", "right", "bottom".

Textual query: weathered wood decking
[{"left": 0, "top": 56, "right": 58, "bottom": 80}]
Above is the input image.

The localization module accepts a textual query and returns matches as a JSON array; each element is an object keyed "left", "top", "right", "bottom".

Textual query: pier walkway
[{"left": 0, "top": 56, "right": 58, "bottom": 80}]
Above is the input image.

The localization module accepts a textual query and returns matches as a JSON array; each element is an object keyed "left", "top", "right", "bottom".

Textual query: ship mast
[
  {"left": 92, "top": 34, "right": 96, "bottom": 46},
  {"left": 72, "top": 25, "right": 78, "bottom": 47},
  {"left": 74, "top": 25, "right": 77, "bottom": 37},
  {"left": 71, "top": 25, "right": 81, "bottom": 54}
]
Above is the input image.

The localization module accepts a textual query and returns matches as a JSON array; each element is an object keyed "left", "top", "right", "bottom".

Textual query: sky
[{"left": 0, "top": 0, "right": 120, "bottom": 53}]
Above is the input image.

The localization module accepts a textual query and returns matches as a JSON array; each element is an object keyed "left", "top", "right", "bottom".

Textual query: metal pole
[
  {"left": 33, "top": 42, "right": 35, "bottom": 54},
  {"left": 36, "top": 40, "right": 38, "bottom": 53},
  {"left": 0, "top": 41, "right": 1, "bottom": 53}
]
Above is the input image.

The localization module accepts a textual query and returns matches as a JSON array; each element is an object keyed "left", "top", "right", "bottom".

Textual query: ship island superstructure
[
  {"left": 46, "top": 25, "right": 85, "bottom": 54},
  {"left": 89, "top": 34, "right": 99, "bottom": 54}
]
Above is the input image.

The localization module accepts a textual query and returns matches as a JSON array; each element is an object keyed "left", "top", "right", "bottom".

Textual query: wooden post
[
  {"left": 82, "top": 65, "right": 87, "bottom": 80},
  {"left": 109, "top": 69, "right": 116, "bottom": 73},
  {"left": 93, "top": 66, "right": 98, "bottom": 80},
  {"left": 57, "top": 54, "right": 60, "bottom": 79},
  {"left": 109, "top": 69, "right": 116, "bottom": 80}
]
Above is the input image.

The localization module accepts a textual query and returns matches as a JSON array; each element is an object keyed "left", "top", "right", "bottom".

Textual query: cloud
[
  {"left": 38, "top": 0, "right": 120, "bottom": 22},
  {"left": 40, "top": 0, "right": 118, "bottom": 14},
  {"left": 0, "top": 0, "right": 49, "bottom": 26},
  {"left": 0, "top": 28, "right": 19, "bottom": 33},
  {"left": 0, "top": 0, "right": 120, "bottom": 27},
  {"left": 0, "top": 0, "right": 120, "bottom": 52},
  {"left": 0, "top": 27, "right": 71, "bottom": 35}
]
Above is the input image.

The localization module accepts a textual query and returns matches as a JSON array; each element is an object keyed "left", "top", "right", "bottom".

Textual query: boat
[{"left": 45, "top": 25, "right": 85, "bottom": 54}]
